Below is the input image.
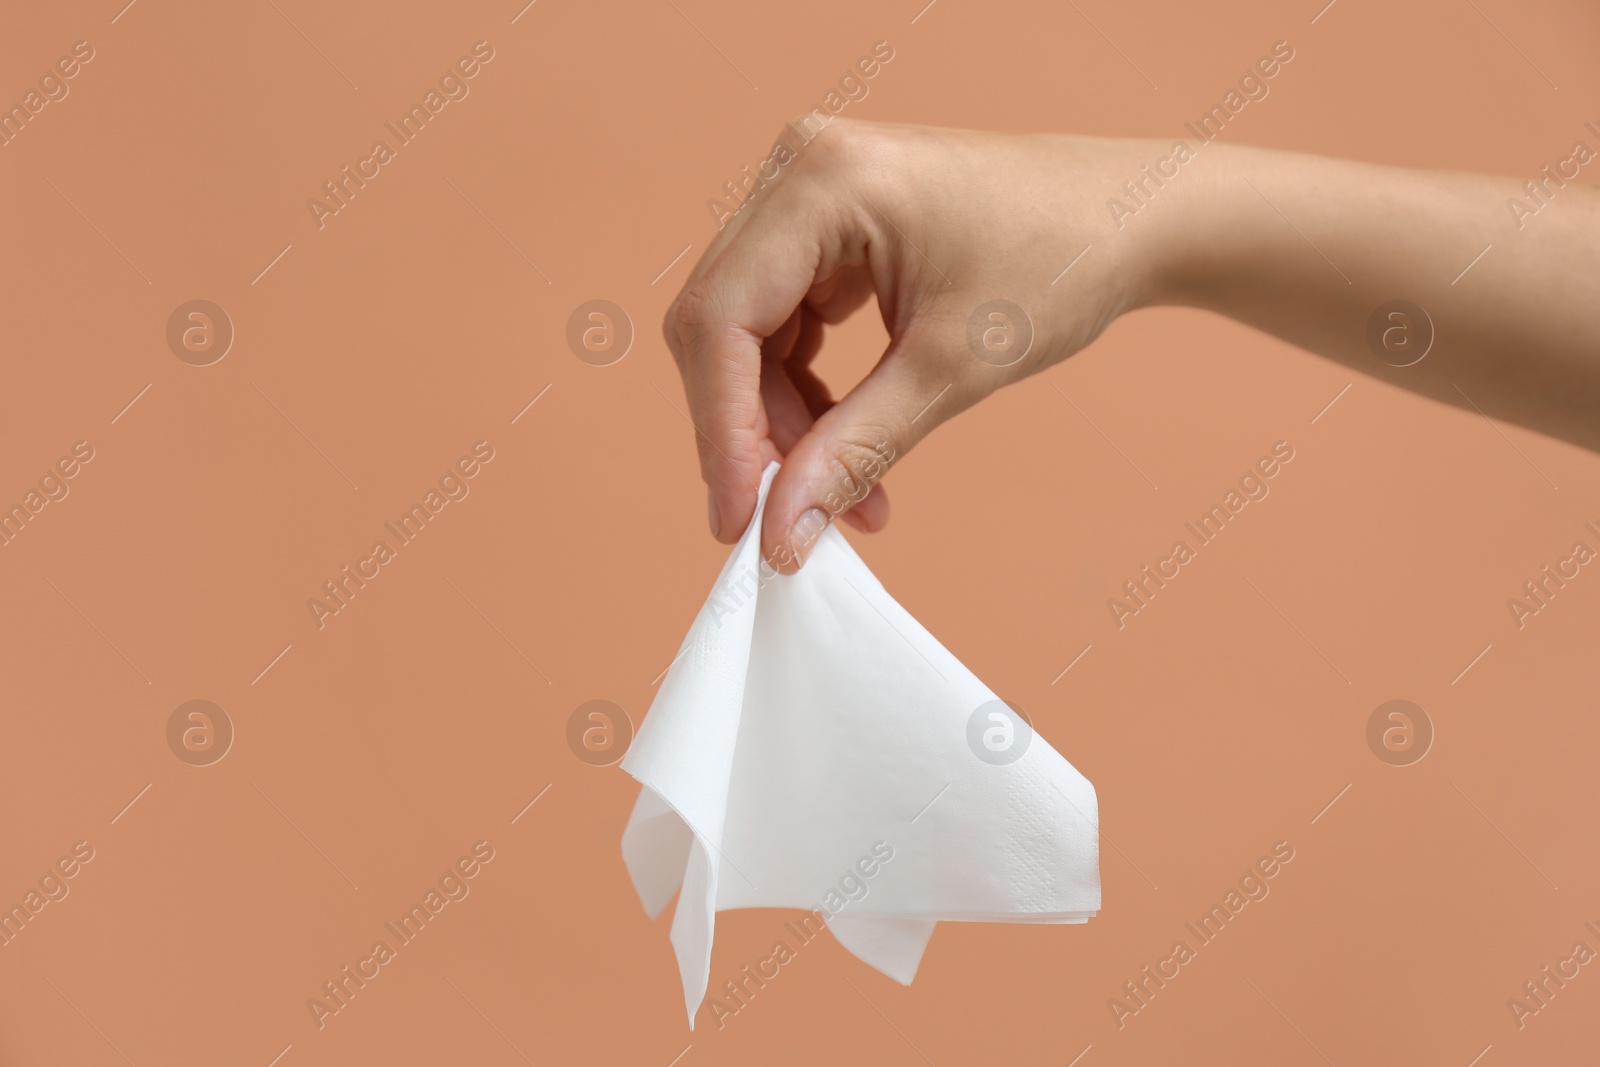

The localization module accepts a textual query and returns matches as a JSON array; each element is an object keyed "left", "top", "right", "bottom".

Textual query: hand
[{"left": 662, "top": 118, "right": 1179, "bottom": 571}]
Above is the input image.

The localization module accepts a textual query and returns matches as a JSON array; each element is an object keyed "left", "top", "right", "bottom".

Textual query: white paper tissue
[{"left": 621, "top": 463, "right": 1100, "bottom": 1026}]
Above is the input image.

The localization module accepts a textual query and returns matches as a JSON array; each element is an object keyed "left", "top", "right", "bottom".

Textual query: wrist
[{"left": 1134, "top": 141, "right": 1246, "bottom": 312}]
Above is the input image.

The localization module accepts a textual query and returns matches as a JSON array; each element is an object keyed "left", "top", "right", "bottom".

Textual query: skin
[{"left": 662, "top": 118, "right": 1600, "bottom": 572}]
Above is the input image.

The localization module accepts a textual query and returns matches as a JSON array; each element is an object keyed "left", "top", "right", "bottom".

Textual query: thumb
[{"left": 760, "top": 349, "right": 952, "bottom": 573}]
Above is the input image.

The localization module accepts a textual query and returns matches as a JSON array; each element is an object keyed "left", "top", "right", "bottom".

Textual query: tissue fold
[{"left": 621, "top": 464, "right": 1100, "bottom": 1026}]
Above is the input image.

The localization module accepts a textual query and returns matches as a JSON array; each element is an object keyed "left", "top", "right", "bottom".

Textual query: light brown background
[{"left": 3, "top": 0, "right": 1598, "bottom": 1064}]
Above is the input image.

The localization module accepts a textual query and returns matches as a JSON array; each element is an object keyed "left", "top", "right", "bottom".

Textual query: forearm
[{"left": 1148, "top": 142, "right": 1600, "bottom": 451}]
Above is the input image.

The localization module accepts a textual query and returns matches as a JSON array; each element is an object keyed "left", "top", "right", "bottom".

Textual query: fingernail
[
  {"left": 786, "top": 508, "right": 831, "bottom": 569},
  {"left": 707, "top": 491, "right": 721, "bottom": 538}
]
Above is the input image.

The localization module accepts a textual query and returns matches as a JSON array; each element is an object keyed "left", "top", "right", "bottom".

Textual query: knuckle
[
  {"left": 660, "top": 304, "right": 685, "bottom": 368},
  {"left": 780, "top": 114, "right": 864, "bottom": 178},
  {"left": 666, "top": 285, "right": 717, "bottom": 352},
  {"left": 820, "top": 432, "right": 897, "bottom": 510}
]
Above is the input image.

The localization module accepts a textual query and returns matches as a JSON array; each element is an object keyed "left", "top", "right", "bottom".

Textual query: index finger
[{"left": 663, "top": 168, "right": 848, "bottom": 543}]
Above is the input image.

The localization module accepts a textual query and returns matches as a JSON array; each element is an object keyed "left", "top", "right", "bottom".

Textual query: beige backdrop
[{"left": 2, "top": 0, "right": 1598, "bottom": 1064}]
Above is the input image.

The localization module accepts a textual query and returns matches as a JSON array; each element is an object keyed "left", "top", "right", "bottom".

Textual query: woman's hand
[{"left": 662, "top": 119, "right": 1182, "bottom": 571}]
